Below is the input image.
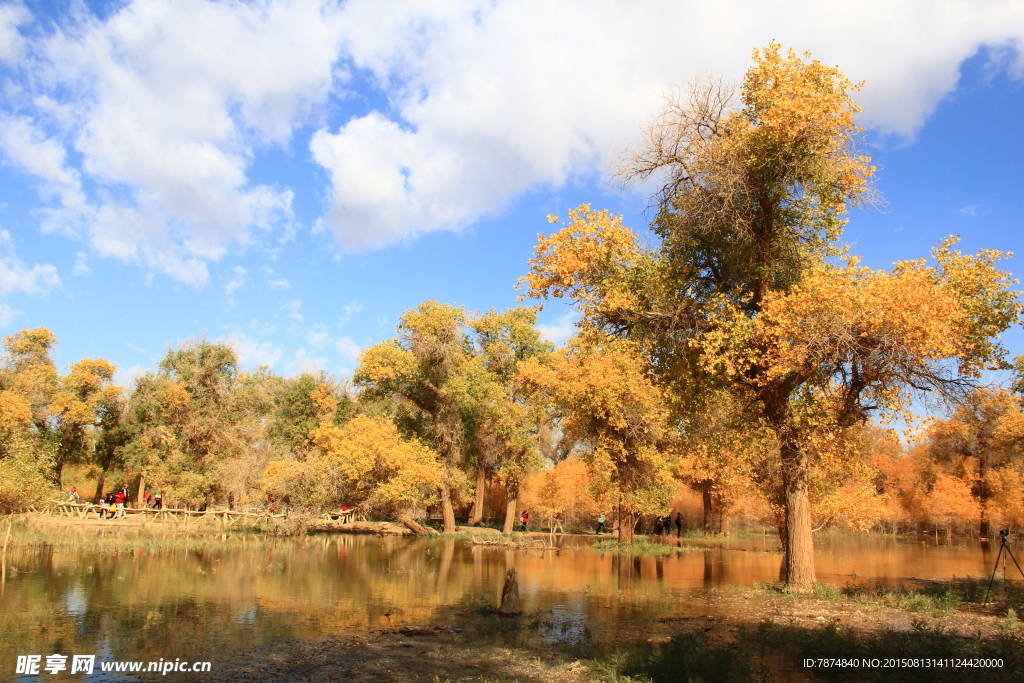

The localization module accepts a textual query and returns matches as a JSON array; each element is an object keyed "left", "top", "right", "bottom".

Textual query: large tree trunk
[
  {"left": 52, "top": 444, "right": 69, "bottom": 488},
  {"left": 469, "top": 464, "right": 487, "bottom": 525},
  {"left": 502, "top": 478, "right": 519, "bottom": 534},
  {"left": 503, "top": 497, "right": 518, "bottom": 534},
  {"left": 978, "top": 454, "right": 991, "bottom": 538},
  {"left": 439, "top": 474, "right": 457, "bottom": 534},
  {"left": 780, "top": 437, "right": 815, "bottom": 592},
  {"left": 618, "top": 507, "right": 635, "bottom": 544},
  {"left": 701, "top": 481, "right": 714, "bottom": 535},
  {"left": 93, "top": 469, "right": 107, "bottom": 504}
]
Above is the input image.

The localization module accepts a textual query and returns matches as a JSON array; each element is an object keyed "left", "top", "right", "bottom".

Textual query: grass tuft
[{"left": 592, "top": 539, "right": 692, "bottom": 556}]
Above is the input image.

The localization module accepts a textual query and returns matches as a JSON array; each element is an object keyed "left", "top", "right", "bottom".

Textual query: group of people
[
  {"left": 96, "top": 484, "right": 133, "bottom": 519},
  {"left": 654, "top": 512, "right": 685, "bottom": 537},
  {"left": 517, "top": 510, "right": 565, "bottom": 533},
  {"left": 80, "top": 484, "right": 164, "bottom": 519},
  {"left": 507, "top": 510, "right": 684, "bottom": 536}
]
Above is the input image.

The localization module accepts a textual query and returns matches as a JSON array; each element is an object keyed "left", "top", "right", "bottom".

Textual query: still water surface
[{"left": 1, "top": 528, "right": 1019, "bottom": 681}]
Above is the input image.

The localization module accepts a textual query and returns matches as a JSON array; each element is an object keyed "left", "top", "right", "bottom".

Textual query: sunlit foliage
[
  {"left": 522, "top": 43, "right": 1020, "bottom": 589},
  {"left": 0, "top": 327, "right": 118, "bottom": 500},
  {"left": 518, "top": 337, "right": 674, "bottom": 543},
  {"left": 308, "top": 414, "right": 442, "bottom": 513},
  {"left": 925, "top": 388, "right": 1024, "bottom": 535}
]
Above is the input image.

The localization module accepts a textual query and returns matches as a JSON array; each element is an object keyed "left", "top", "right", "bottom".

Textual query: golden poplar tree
[{"left": 522, "top": 44, "right": 1020, "bottom": 590}]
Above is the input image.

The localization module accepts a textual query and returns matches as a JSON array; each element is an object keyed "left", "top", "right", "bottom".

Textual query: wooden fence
[{"left": 38, "top": 501, "right": 364, "bottom": 527}]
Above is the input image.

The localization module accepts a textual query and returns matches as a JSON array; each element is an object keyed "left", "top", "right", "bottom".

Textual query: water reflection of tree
[{"left": 5, "top": 531, "right": 890, "bottom": 665}]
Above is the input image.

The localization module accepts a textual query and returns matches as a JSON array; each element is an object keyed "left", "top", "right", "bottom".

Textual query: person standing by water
[
  {"left": 114, "top": 489, "right": 125, "bottom": 518},
  {"left": 596, "top": 513, "right": 605, "bottom": 534},
  {"left": 67, "top": 487, "right": 80, "bottom": 503},
  {"left": 143, "top": 487, "right": 152, "bottom": 507},
  {"left": 675, "top": 511, "right": 684, "bottom": 537},
  {"left": 519, "top": 510, "right": 529, "bottom": 532},
  {"left": 152, "top": 490, "right": 163, "bottom": 510}
]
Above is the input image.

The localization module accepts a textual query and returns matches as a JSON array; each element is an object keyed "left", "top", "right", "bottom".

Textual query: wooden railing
[{"left": 39, "top": 501, "right": 366, "bottom": 527}]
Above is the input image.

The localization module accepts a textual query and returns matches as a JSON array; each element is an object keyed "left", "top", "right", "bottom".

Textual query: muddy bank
[
  {"left": 130, "top": 588, "right": 1023, "bottom": 683},
  {"left": 135, "top": 629, "right": 597, "bottom": 683},
  {"left": 22, "top": 511, "right": 149, "bottom": 528}
]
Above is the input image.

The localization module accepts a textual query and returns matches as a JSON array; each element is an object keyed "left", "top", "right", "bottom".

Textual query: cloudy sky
[{"left": 1, "top": 0, "right": 1022, "bottom": 384}]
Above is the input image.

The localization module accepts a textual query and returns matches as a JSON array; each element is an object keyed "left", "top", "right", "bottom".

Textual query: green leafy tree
[
  {"left": 466, "top": 307, "right": 553, "bottom": 530},
  {"left": 123, "top": 340, "right": 250, "bottom": 507},
  {"left": 1, "top": 327, "right": 119, "bottom": 488},
  {"left": 355, "top": 301, "right": 475, "bottom": 532},
  {"left": 268, "top": 372, "right": 352, "bottom": 454}
]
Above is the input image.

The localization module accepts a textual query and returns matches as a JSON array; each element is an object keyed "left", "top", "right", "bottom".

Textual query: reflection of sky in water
[
  {"left": 63, "top": 584, "right": 87, "bottom": 616},
  {"left": 232, "top": 605, "right": 257, "bottom": 625},
  {"left": 543, "top": 593, "right": 591, "bottom": 647}
]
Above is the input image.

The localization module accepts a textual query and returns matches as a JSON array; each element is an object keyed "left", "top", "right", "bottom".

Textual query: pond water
[{"left": 1, "top": 527, "right": 1021, "bottom": 681}]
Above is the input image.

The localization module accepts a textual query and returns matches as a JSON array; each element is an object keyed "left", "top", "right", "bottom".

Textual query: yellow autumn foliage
[{"left": 305, "top": 414, "right": 442, "bottom": 513}]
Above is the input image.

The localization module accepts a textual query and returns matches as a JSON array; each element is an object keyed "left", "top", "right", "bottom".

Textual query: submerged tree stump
[{"left": 498, "top": 567, "right": 521, "bottom": 615}]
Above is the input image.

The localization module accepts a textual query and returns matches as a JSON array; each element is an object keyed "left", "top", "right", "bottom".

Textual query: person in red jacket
[{"left": 114, "top": 490, "right": 125, "bottom": 518}]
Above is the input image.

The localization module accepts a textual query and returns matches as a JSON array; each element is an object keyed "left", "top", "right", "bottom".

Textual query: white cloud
[
  {"left": 2, "top": 0, "right": 329, "bottom": 283},
  {"left": 335, "top": 336, "right": 362, "bottom": 365},
  {"left": 306, "top": 328, "right": 330, "bottom": 349},
  {"left": 0, "top": 302, "right": 23, "bottom": 327},
  {"left": 0, "top": 1, "right": 28, "bottom": 65},
  {"left": 73, "top": 252, "right": 90, "bottom": 276},
  {"left": 0, "top": 114, "right": 85, "bottom": 208},
  {"left": 223, "top": 332, "right": 284, "bottom": 369},
  {"left": 536, "top": 309, "right": 579, "bottom": 347},
  {"left": 339, "top": 301, "right": 363, "bottom": 325},
  {"left": 261, "top": 267, "right": 291, "bottom": 289},
  {"left": 284, "top": 347, "right": 330, "bottom": 376},
  {"left": 0, "top": 230, "right": 61, "bottom": 296},
  {"left": 3, "top": 0, "right": 1024, "bottom": 271},
  {"left": 249, "top": 318, "right": 277, "bottom": 336},
  {"left": 225, "top": 265, "right": 246, "bottom": 294},
  {"left": 114, "top": 364, "right": 150, "bottom": 391},
  {"left": 312, "top": 0, "right": 1024, "bottom": 249},
  {"left": 282, "top": 298, "right": 303, "bottom": 320}
]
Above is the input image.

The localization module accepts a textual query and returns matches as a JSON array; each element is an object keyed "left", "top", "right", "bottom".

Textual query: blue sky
[{"left": 0, "top": 0, "right": 1022, "bottom": 389}]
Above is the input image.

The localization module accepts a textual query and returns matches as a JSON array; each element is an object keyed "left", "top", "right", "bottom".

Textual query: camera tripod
[{"left": 983, "top": 531, "right": 1024, "bottom": 604}]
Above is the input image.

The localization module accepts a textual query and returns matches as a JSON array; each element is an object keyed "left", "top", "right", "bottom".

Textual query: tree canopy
[{"left": 520, "top": 43, "right": 1021, "bottom": 589}]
